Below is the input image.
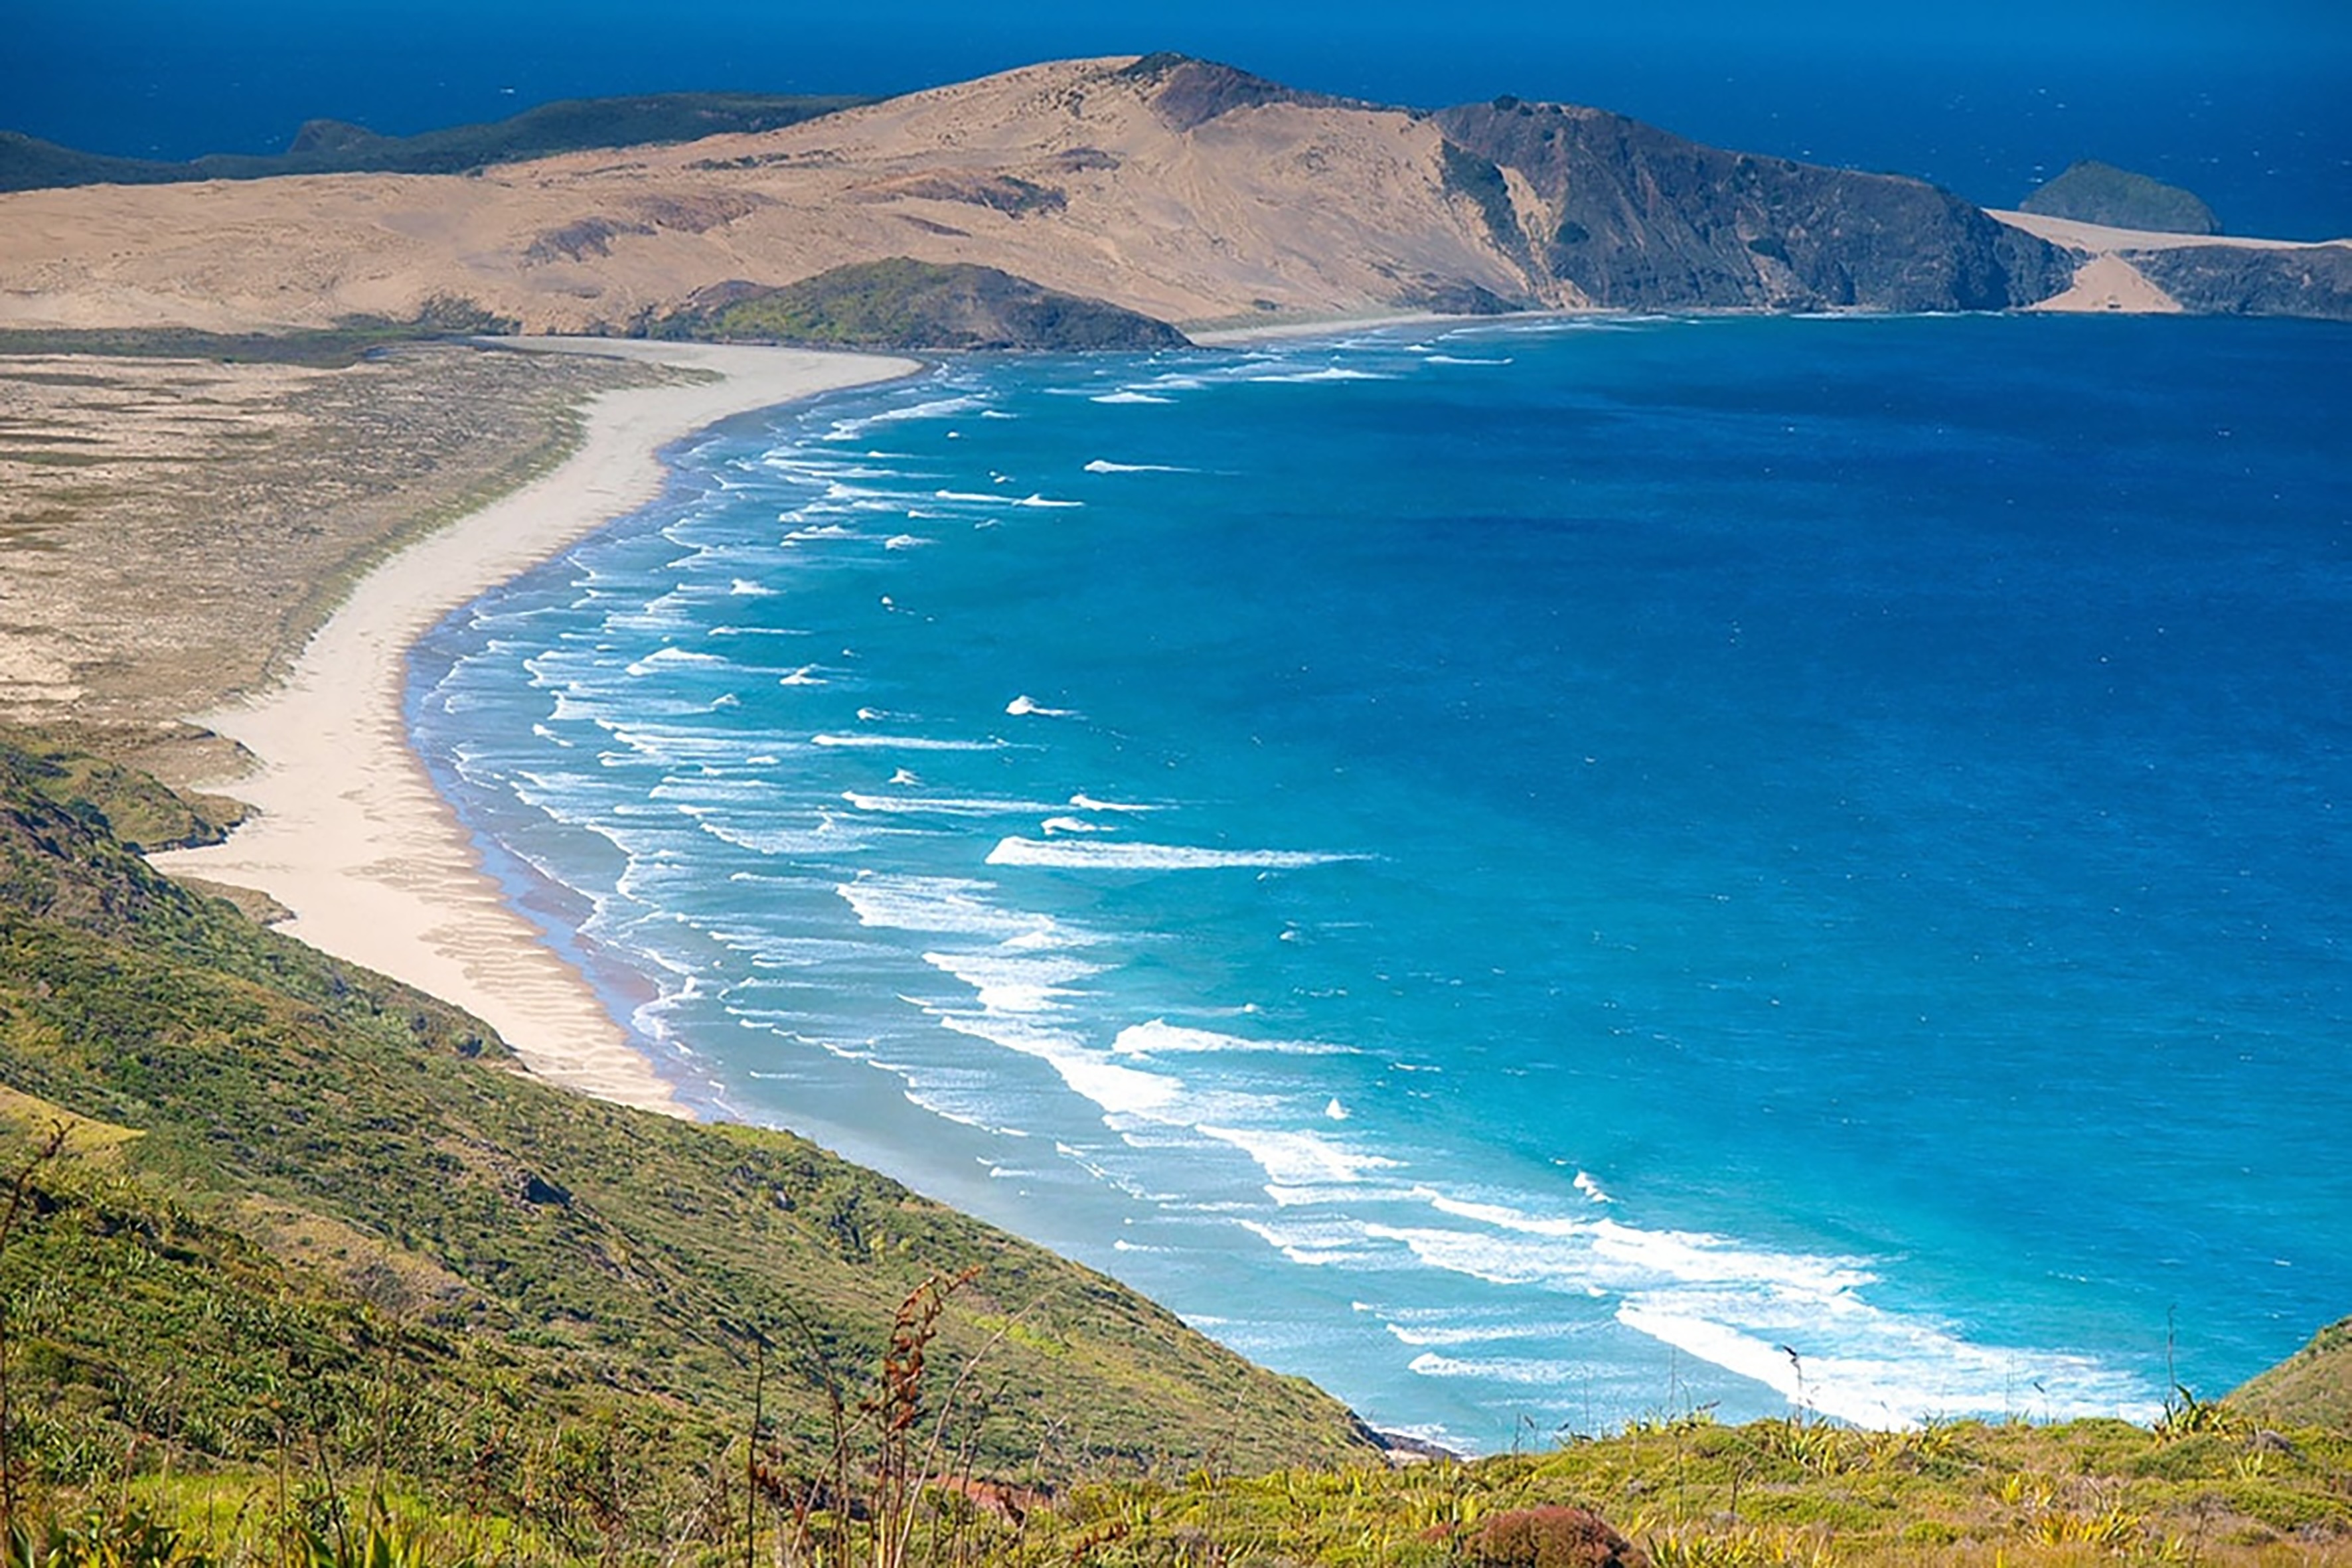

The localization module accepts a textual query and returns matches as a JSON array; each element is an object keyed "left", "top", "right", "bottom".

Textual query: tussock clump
[{"left": 1474, "top": 1505, "right": 1648, "bottom": 1568}]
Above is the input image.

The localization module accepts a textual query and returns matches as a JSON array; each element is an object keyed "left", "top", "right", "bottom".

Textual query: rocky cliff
[{"left": 1432, "top": 98, "right": 2073, "bottom": 311}]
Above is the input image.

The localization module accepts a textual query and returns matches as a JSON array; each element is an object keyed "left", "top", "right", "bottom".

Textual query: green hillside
[
  {"left": 2018, "top": 159, "right": 2222, "bottom": 234},
  {"left": 0, "top": 731, "right": 1375, "bottom": 1550},
  {"left": 0, "top": 93, "right": 873, "bottom": 194},
  {"left": 2233, "top": 1316, "right": 2352, "bottom": 1433},
  {"left": 654, "top": 260, "right": 1192, "bottom": 351}
]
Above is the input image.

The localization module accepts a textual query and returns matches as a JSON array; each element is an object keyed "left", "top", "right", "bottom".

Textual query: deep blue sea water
[{"left": 411, "top": 315, "right": 2352, "bottom": 1450}]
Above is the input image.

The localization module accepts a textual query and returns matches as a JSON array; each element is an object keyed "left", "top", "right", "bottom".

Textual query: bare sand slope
[
  {"left": 1992, "top": 210, "right": 2351, "bottom": 315},
  {"left": 1990, "top": 210, "right": 2350, "bottom": 253},
  {"left": 0, "top": 59, "right": 1518, "bottom": 334},
  {"left": 151, "top": 342, "right": 913, "bottom": 1115}
]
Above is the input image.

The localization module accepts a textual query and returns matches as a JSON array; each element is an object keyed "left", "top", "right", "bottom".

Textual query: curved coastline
[{"left": 151, "top": 339, "right": 917, "bottom": 1116}]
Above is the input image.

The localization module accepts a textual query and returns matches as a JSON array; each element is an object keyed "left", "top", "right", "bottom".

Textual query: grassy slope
[
  {"left": 2019, "top": 160, "right": 2221, "bottom": 235},
  {"left": 0, "top": 94, "right": 873, "bottom": 193},
  {"left": 0, "top": 736, "right": 1375, "bottom": 1520},
  {"left": 2234, "top": 1318, "right": 2352, "bottom": 1434},
  {"left": 656, "top": 259, "right": 1192, "bottom": 351}
]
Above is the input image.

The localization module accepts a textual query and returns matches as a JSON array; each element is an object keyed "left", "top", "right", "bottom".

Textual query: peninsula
[{"left": 2, "top": 55, "right": 2346, "bottom": 343}]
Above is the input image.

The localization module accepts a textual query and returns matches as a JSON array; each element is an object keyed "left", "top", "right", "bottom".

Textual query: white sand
[
  {"left": 1989, "top": 210, "right": 2349, "bottom": 253},
  {"left": 152, "top": 341, "right": 916, "bottom": 1117},
  {"left": 2026, "top": 254, "right": 2185, "bottom": 315}
]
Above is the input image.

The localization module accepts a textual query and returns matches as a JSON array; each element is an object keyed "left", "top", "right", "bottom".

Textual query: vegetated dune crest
[{"left": 0, "top": 56, "right": 1527, "bottom": 334}]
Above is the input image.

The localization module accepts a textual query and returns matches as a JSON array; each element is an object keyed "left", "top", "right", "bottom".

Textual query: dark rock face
[
  {"left": 1434, "top": 100, "right": 2074, "bottom": 313},
  {"left": 287, "top": 119, "right": 388, "bottom": 157},
  {"left": 2021, "top": 160, "right": 2221, "bottom": 235},
  {"left": 2128, "top": 244, "right": 2352, "bottom": 320},
  {"left": 1121, "top": 53, "right": 1375, "bottom": 133},
  {"left": 520, "top": 1172, "right": 574, "bottom": 1208},
  {"left": 656, "top": 258, "right": 1192, "bottom": 351}
]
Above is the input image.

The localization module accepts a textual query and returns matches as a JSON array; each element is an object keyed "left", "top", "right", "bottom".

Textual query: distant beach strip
[{"left": 153, "top": 341, "right": 917, "bottom": 1115}]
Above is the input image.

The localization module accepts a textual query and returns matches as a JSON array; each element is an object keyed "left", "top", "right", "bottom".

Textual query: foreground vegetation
[
  {"left": 3, "top": 1387, "right": 2347, "bottom": 1567},
  {"left": 1, "top": 734, "right": 2345, "bottom": 1566},
  {"left": 0, "top": 733, "right": 1374, "bottom": 1532}
]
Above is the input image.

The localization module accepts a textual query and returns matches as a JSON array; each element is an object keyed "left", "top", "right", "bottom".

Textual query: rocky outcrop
[
  {"left": 2021, "top": 160, "right": 2221, "bottom": 235},
  {"left": 1119, "top": 52, "right": 1375, "bottom": 132},
  {"left": 654, "top": 258, "right": 1191, "bottom": 351},
  {"left": 2125, "top": 244, "right": 2352, "bottom": 320},
  {"left": 1433, "top": 98, "right": 2075, "bottom": 312}
]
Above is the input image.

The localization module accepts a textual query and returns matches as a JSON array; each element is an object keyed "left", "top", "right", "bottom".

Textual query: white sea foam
[
  {"left": 1005, "top": 694, "right": 1078, "bottom": 718},
  {"left": 623, "top": 647, "right": 728, "bottom": 676},
  {"left": 1083, "top": 458, "right": 1193, "bottom": 473},
  {"left": 836, "top": 874, "right": 1095, "bottom": 946},
  {"left": 1013, "top": 494, "right": 1084, "bottom": 509},
  {"left": 1245, "top": 366, "right": 1396, "bottom": 384},
  {"left": 687, "top": 815, "right": 867, "bottom": 858},
  {"left": 814, "top": 733, "right": 1008, "bottom": 751},
  {"left": 1383, "top": 1321, "right": 1563, "bottom": 1348},
  {"left": 779, "top": 665, "right": 827, "bottom": 686},
  {"left": 1614, "top": 1301, "right": 2160, "bottom": 1429},
  {"left": 824, "top": 394, "right": 990, "bottom": 440},
  {"left": 1198, "top": 1125, "right": 1401, "bottom": 1188},
  {"left": 1425, "top": 354, "right": 1514, "bottom": 366},
  {"left": 1574, "top": 1170, "right": 1615, "bottom": 1204},
  {"left": 1111, "top": 1020, "right": 1356, "bottom": 1057},
  {"left": 1407, "top": 1352, "right": 1586, "bottom": 1387},
  {"left": 1068, "top": 793, "right": 1154, "bottom": 813},
  {"left": 1237, "top": 1215, "right": 1403, "bottom": 1269},
  {"left": 985, "top": 838, "right": 1360, "bottom": 870},
  {"left": 922, "top": 950, "right": 1101, "bottom": 1014},
  {"left": 935, "top": 1013, "right": 1184, "bottom": 1118},
  {"left": 1038, "top": 817, "right": 1103, "bottom": 834},
  {"left": 843, "top": 791, "right": 1069, "bottom": 817},
  {"left": 1090, "top": 391, "right": 1175, "bottom": 404},
  {"left": 1321, "top": 1186, "right": 2163, "bottom": 1427}
]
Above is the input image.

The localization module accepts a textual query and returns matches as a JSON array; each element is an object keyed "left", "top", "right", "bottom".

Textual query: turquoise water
[{"left": 412, "top": 315, "right": 2352, "bottom": 1450}]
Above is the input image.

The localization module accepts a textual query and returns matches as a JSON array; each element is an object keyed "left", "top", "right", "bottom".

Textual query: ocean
[{"left": 410, "top": 313, "right": 2352, "bottom": 1451}]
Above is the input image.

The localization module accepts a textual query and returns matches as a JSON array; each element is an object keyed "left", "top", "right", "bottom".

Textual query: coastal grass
[
  {"left": 0, "top": 339, "right": 658, "bottom": 785},
  {"left": 0, "top": 93, "right": 876, "bottom": 195},
  {"left": 0, "top": 732, "right": 1377, "bottom": 1545},
  {"left": 5, "top": 1403, "right": 2347, "bottom": 1566},
  {"left": 0, "top": 303, "right": 520, "bottom": 370},
  {"left": 651, "top": 260, "right": 1190, "bottom": 351}
]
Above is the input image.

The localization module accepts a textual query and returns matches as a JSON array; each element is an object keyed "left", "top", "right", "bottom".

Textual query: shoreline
[{"left": 151, "top": 339, "right": 917, "bottom": 1117}]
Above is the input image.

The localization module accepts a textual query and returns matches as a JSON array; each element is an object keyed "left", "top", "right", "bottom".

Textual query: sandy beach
[{"left": 152, "top": 340, "right": 915, "bottom": 1116}]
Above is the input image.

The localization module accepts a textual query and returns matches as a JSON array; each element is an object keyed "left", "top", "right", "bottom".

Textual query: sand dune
[{"left": 0, "top": 58, "right": 1516, "bottom": 335}]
